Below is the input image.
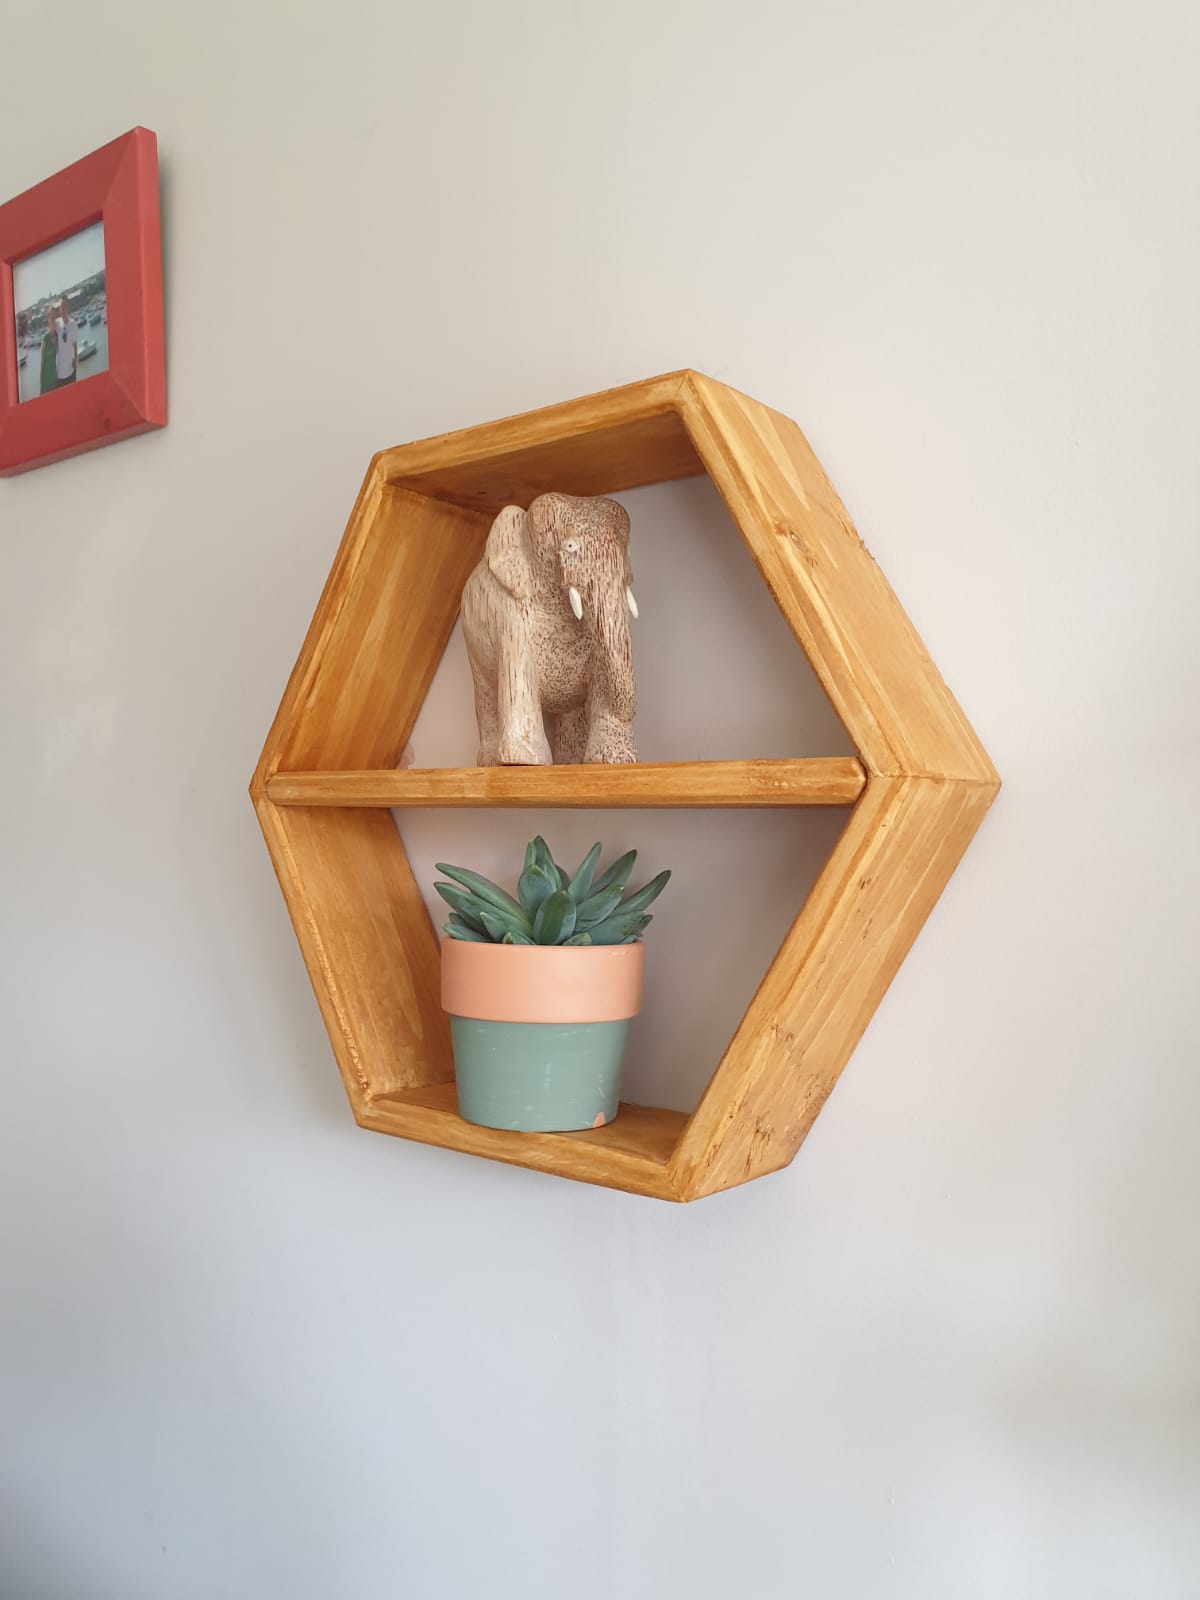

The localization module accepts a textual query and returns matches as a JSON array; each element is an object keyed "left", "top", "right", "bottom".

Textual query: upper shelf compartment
[{"left": 265, "top": 758, "right": 867, "bottom": 809}]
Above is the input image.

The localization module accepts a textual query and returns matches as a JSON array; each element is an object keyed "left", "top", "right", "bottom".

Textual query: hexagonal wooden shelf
[{"left": 251, "top": 371, "right": 999, "bottom": 1202}]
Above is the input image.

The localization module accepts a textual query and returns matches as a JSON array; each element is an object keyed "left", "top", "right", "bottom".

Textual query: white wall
[{"left": 2, "top": 2, "right": 1197, "bottom": 1596}]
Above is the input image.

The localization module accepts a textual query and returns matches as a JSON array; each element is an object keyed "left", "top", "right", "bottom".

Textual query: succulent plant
[{"left": 435, "top": 837, "right": 670, "bottom": 947}]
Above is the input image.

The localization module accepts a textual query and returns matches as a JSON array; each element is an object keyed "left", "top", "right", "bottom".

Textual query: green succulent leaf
[
  {"left": 479, "top": 907, "right": 533, "bottom": 943},
  {"left": 573, "top": 883, "right": 626, "bottom": 930},
  {"left": 586, "top": 911, "right": 653, "bottom": 946},
  {"left": 517, "top": 861, "right": 558, "bottom": 918},
  {"left": 567, "top": 842, "right": 603, "bottom": 902},
  {"left": 435, "top": 863, "right": 529, "bottom": 926},
  {"left": 533, "top": 889, "right": 578, "bottom": 945},
  {"left": 588, "top": 848, "right": 637, "bottom": 898},
  {"left": 438, "top": 845, "right": 665, "bottom": 950},
  {"left": 530, "top": 836, "right": 556, "bottom": 876},
  {"left": 615, "top": 869, "right": 671, "bottom": 919},
  {"left": 433, "top": 882, "right": 490, "bottom": 933}
]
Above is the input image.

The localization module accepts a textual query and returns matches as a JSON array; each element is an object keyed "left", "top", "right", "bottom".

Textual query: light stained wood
[
  {"left": 253, "top": 481, "right": 492, "bottom": 780},
  {"left": 378, "top": 372, "right": 703, "bottom": 512},
  {"left": 252, "top": 802, "right": 452, "bottom": 1101},
  {"left": 252, "top": 369, "right": 1000, "bottom": 1201},
  {"left": 669, "top": 773, "right": 995, "bottom": 1199},
  {"left": 363, "top": 1082, "right": 688, "bottom": 1200},
  {"left": 677, "top": 374, "right": 1000, "bottom": 784},
  {"left": 266, "top": 758, "right": 867, "bottom": 809}
]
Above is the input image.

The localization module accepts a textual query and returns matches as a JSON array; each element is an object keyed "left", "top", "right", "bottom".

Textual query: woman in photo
[{"left": 39, "top": 305, "right": 58, "bottom": 397}]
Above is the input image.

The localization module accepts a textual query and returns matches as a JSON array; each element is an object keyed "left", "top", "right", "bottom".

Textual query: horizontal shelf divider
[{"left": 266, "top": 757, "right": 867, "bottom": 809}]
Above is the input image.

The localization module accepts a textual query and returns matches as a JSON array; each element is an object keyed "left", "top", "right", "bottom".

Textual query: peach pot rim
[{"left": 440, "top": 937, "right": 645, "bottom": 1024}]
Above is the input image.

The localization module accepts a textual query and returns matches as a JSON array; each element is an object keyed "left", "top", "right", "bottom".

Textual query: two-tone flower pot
[{"left": 441, "top": 939, "right": 644, "bottom": 1132}]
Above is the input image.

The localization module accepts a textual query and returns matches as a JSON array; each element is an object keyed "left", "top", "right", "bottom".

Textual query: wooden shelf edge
[
  {"left": 361, "top": 1083, "right": 689, "bottom": 1201},
  {"left": 265, "top": 757, "right": 867, "bottom": 809},
  {"left": 668, "top": 771, "right": 999, "bottom": 1199},
  {"left": 675, "top": 372, "right": 1000, "bottom": 789},
  {"left": 376, "top": 370, "right": 695, "bottom": 484}
]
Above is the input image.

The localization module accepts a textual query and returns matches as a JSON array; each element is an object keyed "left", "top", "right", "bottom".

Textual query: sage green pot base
[{"left": 451, "top": 1016, "right": 629, "bottom": 1132}]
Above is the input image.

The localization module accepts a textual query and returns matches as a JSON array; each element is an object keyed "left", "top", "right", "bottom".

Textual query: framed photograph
[{"left": 0, "top": 127, "right": 165, "bottom": 476}]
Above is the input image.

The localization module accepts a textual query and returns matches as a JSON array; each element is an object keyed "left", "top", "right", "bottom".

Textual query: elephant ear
[
  {"left": 604, "top": 497, "right": 632, "bottom": 546},
  {"left": 485, "top": 506, "right": 533, "bottom": 601}
]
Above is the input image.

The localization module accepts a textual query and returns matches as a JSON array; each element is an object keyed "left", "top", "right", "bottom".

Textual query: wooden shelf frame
[
  {"left": 265, "top": 758, "right": 867, "bottom": 809},
  {"left": 251, "top": 370, "right": 999, "bottom": 1202}
]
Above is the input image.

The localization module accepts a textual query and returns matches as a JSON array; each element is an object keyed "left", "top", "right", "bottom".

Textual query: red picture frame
[{"left": 0, "top": 127, "right": 165, "bottom": 476}]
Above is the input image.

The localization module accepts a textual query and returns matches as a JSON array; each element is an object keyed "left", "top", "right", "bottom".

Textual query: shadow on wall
[{"left": 400, "top": 475, "right": 858, "bottom": 1112}]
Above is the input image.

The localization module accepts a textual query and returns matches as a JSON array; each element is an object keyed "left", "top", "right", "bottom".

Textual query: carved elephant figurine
[{"left": 460, "top": 492, "right": 639, "bottom": 765}]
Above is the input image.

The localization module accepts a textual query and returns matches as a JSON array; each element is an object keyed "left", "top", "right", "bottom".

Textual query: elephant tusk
[
  {"left": 626, "top": 586, "right": 639, "bottom": 619},
  {"left": 568, "top": 586, "right": 583, "bottom": 620}
]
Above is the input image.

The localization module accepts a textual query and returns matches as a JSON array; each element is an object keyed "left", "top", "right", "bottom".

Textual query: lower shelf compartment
[{"left": 360, "top": 1081, "right": 689, "bottom": 1201}]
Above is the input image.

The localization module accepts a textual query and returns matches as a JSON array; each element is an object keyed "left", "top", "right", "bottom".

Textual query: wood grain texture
[
  {"left": 677, "top": 373, "right": 999, "bottom": 784},
  {"left": 253, "top": 480, "right": 491, "bottom": 778},
  {"left": 462, "top": 495, "right": 640, "bottom": 765},
  {"left": 362, "top": 1082, "right": 687, "bottom": 1200},
  {"left": 252, "top": 369, "right": 1000, "bottom": 1201},
  {"left": 252, "top": 801, "right": 451, "bottom": 1100},
  {"left": 266, "top": 759, "right": 867, "bottom": 809},
  {"left": 379, "top": 372, "right": 703, "bottom": 512},
  {"left": 669, "top": 773, "right": 996, "bottom": 1198}
]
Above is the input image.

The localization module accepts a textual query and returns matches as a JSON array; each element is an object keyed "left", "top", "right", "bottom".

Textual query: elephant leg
[
  {"left": 584, "top": 706, "right": 637, "bottom": 764},
  {"left": 496, "top": 639, "right": 552, "bottom": 765},
  {"left": 551, "top": 705, "right": 589, "bottom": 765},
  {"left": 469, "top": 655, "right": 502, "bottom": 766}
]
